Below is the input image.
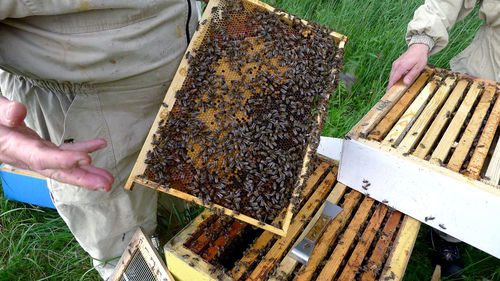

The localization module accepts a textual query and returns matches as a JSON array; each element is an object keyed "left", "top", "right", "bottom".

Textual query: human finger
[
  {"left": 23, "top": 146, "right": 92, "bottom": 170},
  {"left": 0, "top": 124, "right": 91, "bottom": 171},
  {"left": 403, "top": 64, "right": 425, "bottom": 85},
  {"left": 42, "top": 166, "right": 113, "bottom": 191},
  {"left": 60, "top": 138, "right": 107, "bottom": 153},
  {"left": 388, "top": 61, "right": 408, "bottom": 90},
  {"left": 78, "top": 165, "right": 114, "bottom": 185},
  {"left": 0, "top": 97, "right": 26, "bottom": 127}
]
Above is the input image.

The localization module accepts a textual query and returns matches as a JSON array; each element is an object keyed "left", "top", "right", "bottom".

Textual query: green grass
[
  {"left": 0, "top": 198, "right": 100, "bottom": 280},
  {"left": 1, "top": 0, "right": 499, "bottom": 280}
]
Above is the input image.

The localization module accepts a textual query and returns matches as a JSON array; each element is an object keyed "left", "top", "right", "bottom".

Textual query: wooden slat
[
  {"left": 183, "top": 214, "right": 218, "bottom": 248},
  {"left": 125, "top": 0, "right": 346, "bottom": 237},
  {"left": 340, "top": 138, "right": 500, "bottom": 259},
  {"left": 359, "top": 211, "right": 403, "bottom": 281},
  {"left": 202, "top": 221, "right": 246, "bottom": 262},
  {"left": 383, "top": 75, "right": 442, "bottom": 146},
  {"left": 431, "top": 265, "right": 441, "bottom": 281},
  {"left": 348, "top": 76, "right": 419, "bottom": 139},
  {"left": 448, "top": 85, "right": 496, "bottom": 172},
  {"left": 165, "top": 210, "right": 234, "bottom": 281},
  {"left": 290, "top": 190, "right": 363, "bottom": 281},
  {"left": 379, "top": 216, "right": 421, "bottom": 281},
  {"left": 466, "top": 90, "right": 500, "bottom": 178},
  {"left": 246, "top": 170, "right": 337, "bottom": 281},
  {"left": 313, "top": 197, "right": 375, "bottom": 281},
  {"left": 430, "top": 82, "right": 482, "bottom": 164},
  {"left": 268, "top": 183, "right": 348, "bottom": 281},
  {"left": 367, "top": 71, "right": 432, "bottom": 141},
  {"left": 0, "top": 165, "right": 46, "bottom": 180},
  {"left": 167, "top": 243, "right": 233, "bottom": 281},
  {"left": 190, "top": 216, "right": 232, "bottom": 254},
  {"left": 137, "top": 175, "right": 287, "bottom": 236},
  {"left": 230, "top": 162, "right": 332, "bottom": 280},
  {"left": 485, "top": 137, "right": 500, "bottom": 185},
  {"left": 413, "top": 80, "right": 469, "bottom": 158},
  {"left": 336, "top": 203, "right": 388, "bottom": 281},
  {"left": 124, "top": 0, "right": 218, "bottom": 191},
  {"left": 398, "top": 76, "right": 456, "bottom": 153}
]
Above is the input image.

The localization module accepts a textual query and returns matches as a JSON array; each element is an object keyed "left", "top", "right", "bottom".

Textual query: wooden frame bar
[
  {"left": 339, "top": 68, "right": 500, "bottom": 258},
  {"left": 163, "top": 159, "right": 417, "bottom": 281},
  {"left": 110, "top": 227, "right": 174, "bottom": 281},
  {"left": 124, "top": 0, "right": 347, "bottom": 237}
]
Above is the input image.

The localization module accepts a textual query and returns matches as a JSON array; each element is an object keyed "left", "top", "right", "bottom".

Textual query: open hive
[
  {"left": 125, "top": 0, "right": 346, "bottom": 236},
  {"left": 164, "top": 157, "right": 419, "bottom": 281},
  {"left": 339, "top": 67, "right": 500, "bottom": 258}
]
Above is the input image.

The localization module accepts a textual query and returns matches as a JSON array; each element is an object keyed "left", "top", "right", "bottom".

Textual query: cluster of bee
[{"left": 143, "top": 0, "right": 343, "bottom": 223}]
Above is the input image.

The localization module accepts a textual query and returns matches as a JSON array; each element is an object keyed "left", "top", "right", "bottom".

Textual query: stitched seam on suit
[{"left": 94, "top": 93, "right": 119, "bottom": 176}]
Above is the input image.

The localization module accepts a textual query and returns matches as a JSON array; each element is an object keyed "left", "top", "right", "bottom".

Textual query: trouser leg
[
  {"left": 48, "top": 179, "right": 158, "bottom": 280},
  {"left": 0, "top": 70, "right": 163, "bottom": 280}
]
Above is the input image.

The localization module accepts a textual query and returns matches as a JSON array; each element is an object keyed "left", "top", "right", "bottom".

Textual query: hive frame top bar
[
  {"left": 164, "top": 159, "right": 418, "bottom": 281},
  {"left": 339, "top": 67, "right": 500, "bottom": 258},
  {"left": 125, "top": 0, "right": 346, "bottom": 236}
]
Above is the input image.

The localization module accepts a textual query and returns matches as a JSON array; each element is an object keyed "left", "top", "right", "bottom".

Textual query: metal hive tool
[{"left": 125, "top": 0, "right": 346, "bottom": 236}]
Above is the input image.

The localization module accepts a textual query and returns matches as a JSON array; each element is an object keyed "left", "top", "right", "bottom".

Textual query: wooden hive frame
[
  {"left": 124, "top": 0, "right": 347, "bottom": 236},
  {"left": 110, "top": 227, "right": 174, "bottom": 281},
  {"left": 164, "top": 158, "right": 420, "bottom": 281},
  {"left": 338, "top": 67, "right": 500, "bottom": 258}
]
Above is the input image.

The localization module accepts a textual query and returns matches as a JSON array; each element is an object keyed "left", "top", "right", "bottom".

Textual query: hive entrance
[{"left": 126, "top": 0, "right": 346, "bottom": 235}]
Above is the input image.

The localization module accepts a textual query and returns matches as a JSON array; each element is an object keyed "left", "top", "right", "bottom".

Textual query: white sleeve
[{"left": 406, "top": 0, "right": 477, "bottom": 55}]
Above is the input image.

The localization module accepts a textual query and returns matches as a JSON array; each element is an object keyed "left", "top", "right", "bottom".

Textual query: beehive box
[
  {"left": 125, "top": 0, "right": 346, "bottom": 236},
  {"left": 165, "top": 157, "right": 419, "bottom": 281},
  {"left": 0, "top": 164, "right": 54, "bottom": 209},
  {"left": 338, "top": 67, "right": 500, "bottom": 258}
]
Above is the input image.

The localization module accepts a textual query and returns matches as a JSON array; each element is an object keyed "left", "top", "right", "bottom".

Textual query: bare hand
[
  {"left": 0, "top": 96, "right": 113, "bottom": 191},
  {"left": 388, "top": 43, "right": 430, "bottom": 90}
]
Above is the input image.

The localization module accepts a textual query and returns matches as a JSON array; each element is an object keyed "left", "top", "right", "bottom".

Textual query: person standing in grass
[
  {"left": 0, "top": 1, "right": 198, "bottom": 279},
  {"left": 388, "top": 0, "right": 499, "bottom": 278}
]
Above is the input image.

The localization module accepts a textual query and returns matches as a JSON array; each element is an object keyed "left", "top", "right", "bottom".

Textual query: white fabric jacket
[
  {"left": 0, "top": 0, "right": 197, "bottom": 84},
  {"left": 0, "top": 1, "right": 198, "bottom": 279},
  {"left": 406, "top": 0, "right": 500, "bottom": 81}
]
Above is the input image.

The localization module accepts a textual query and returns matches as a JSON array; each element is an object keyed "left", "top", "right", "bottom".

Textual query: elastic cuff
[{"left": 408, "top": 34, "right": 435, "bottom": 53}]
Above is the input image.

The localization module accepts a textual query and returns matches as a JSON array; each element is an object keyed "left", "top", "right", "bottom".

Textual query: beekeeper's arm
[{"left": 387, "top": 0, "right": 476, "bottom": 89}]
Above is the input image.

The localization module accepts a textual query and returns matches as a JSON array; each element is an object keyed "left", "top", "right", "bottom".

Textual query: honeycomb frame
[{"left": 125, "top": 0, "right": 347, "bottom": 236}]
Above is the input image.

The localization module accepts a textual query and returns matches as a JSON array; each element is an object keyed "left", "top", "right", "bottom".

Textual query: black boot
[{"left": 429, "top": 228, "right": 464, "bottom": 280}]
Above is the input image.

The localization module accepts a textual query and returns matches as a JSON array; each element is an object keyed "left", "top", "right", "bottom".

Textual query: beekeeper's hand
[
  {"left": 0, "top": 96, "right": 113, "bottom": 191},
  {"left": 388, "top": 43, "right": 429, "bottom": 90}
]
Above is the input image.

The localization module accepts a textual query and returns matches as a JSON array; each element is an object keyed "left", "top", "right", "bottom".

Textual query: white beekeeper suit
[
  {"left": 0, "top": 1, "right": 197, "bottom": 279},
  {"left": 406, "top": 0, "right": 500, "bottom": 82}
]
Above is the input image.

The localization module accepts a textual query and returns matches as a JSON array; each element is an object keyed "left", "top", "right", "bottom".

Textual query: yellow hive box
[{"left": 165, "top": 157, "right": 419, "bottom": 281}]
